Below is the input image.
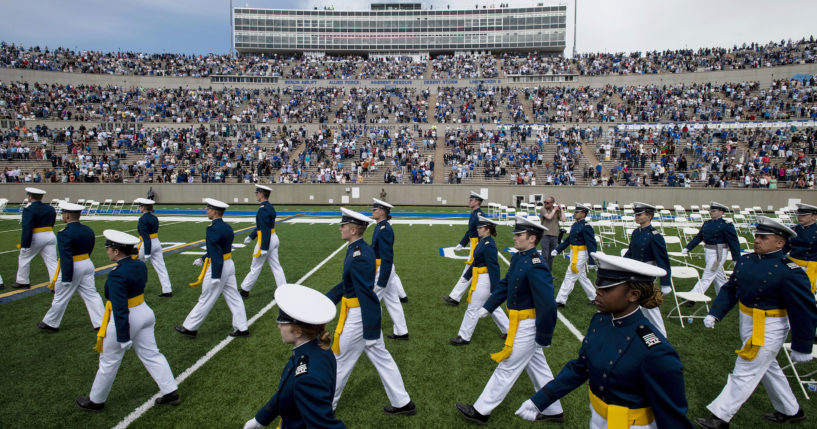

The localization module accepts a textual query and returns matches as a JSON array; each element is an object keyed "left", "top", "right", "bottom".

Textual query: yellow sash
[
  {"left": 252, "top": 229, "right": 275, "bottom": 257},
  {"left": 33, "top": 226, "right": 53, "bottom": 233},
  {"left": 331, "top": 297, "right": 360, "bottom": 355},
  {"left": 132, "top": 233, "right": 159, "bottom": 260},
  {"left": 190, "top": 258, "right": 211, "bottom": 287},
  {"left": 570, "top": 245, "right": 587, "bottom": 273},
  {"left": 94, "top": 294, "right": 145, "bottom": 353},
  {"left": 789, "top": 256, "right": 817, "bottom": 293},
  {"left": 491, "top": 308, "right": 536, "bottom": 363},
  {"left": 467, "top": 266, "right": 489, "bottom": 303},
  {"left": 466, "top": 237, "right": 479, "bottom": 264},
  {"left": 72, "top": 253, "right": 89, "bottom": 262},
  {"left": 735, "top": 302, "right": 788, "bottom": 361},
  {"left": 376, "top": 259, "right": 382, "bottom": 269},
  {"left": 48, "top": 260, "right": 61, "bottom": 290},
  {"left": 589, "top": 389, "right": 654, "bottom": 428}
]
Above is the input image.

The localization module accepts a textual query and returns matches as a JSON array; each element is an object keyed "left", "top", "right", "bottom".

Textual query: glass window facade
[{"left": 234, "top": 6, "right": 566, "bottom": 55}]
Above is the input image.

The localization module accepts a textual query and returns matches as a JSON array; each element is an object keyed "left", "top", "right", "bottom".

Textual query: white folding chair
[
  {"left": 88, "top": 201, "right": 100, "bottom": 216},
  {"left": 100, "top": 199, "right": 112, "bottom": 213},
  {"left": 665, "top": 236, "right": 687, "bottom": 263},
  {"left": 0, "top": 198, "right": 7, "bottom": 214},
  {"left": 781, "top": 343, "right": 817, "bottom": 399},
  {"left": 113, "top": 200, "right": 125, "bottom": 214},
  {"left": 666, "top": 266, "right": 710, "bottom": 328},
  {"left": 129, "top": 199, "right": 140, "bottom": 213}
]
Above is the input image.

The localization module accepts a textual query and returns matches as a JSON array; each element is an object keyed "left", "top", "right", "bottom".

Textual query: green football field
[{"left": 0, "top": 209, "right": 814, "bottom": 428}]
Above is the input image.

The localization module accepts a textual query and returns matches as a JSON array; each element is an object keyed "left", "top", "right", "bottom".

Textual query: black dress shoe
[
  {"left": 239, "top": 289, "right": 249, "bottom": 299},
  {"left": 384, "top": 400, "right": 416, "bottom": 415},
  {"left": 556, "top": 303, "right": 566, "bottom": 308},
  {"left": 694, "top": 414, "right": 729, "bottom": 429},
  {"left": 155, "top": 390, "right": 182, "bottom": 405},
  {"left": 0, "top": 283, "right": 5, "bottom": 290},
  {"left": 174, "top": 325, "right": 197, "bottom": 338},
  {"left": 12, "top": 283, "right": 30, "bottom": 289},
  {"left": 763, "top": 408, "right": 805, "bottom": 423},
  {"left": 499, "top": 333, "right": 508, "bottom": 340},
  {"left": 442, "top": 296, "right": 460, "bottom": 306},
  {"left": 399, "top": 296, "right": 408, "bottom": 303},
  {"left": 387, "top": 333, "right": 409, "bottom": 340},
  {"left": 229, "top": 329, "right": 250, "bottom": 337},
  {"left": 37, "top": 321, "right": 59, "bottom": 333},
  {"left": 455, "top": 403, "right": 489, "bottom": 425},
  {"left": 449, "top": 336, "right": 470, "bottom": 345},
  {"left": 536, "top": 412, "right": 565, "bottom": 422},
  {"left": 75, "top": 396, "right": 104, "bottom": 412},
  {"left": 158, "top": 292, "right": 173, "bottom": 297}
]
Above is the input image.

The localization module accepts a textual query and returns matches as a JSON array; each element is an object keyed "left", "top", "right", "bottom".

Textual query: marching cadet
[
  {"left": 370, "top": 198, "right": 409, "bottom": 340},
  {"left": 695, "top": 216, "right": 817, "bottom": 428},
  {"left": 326, "top": 208, "right": 416, "bottom": 415},
  {"left": 38, "top": 201, "right": 104, "bottom": 332},
  {"left": 455, "top": 216, "right": 563, "bottom": 424},
  {"left": 790, "top": 203, "right": 817, "bottom": 293},
  {"left": 442, "top": 191, "right": 486, "bottom": 306},
  {"left": 623, "top": 202, "right": 671, "bottom": 337},
  {"left": 175, "top": 198, "right": 249, "bottom": 338},
  {"left": 75, "top": 230, "right": 179, "bottom": 412},
  {"left": 243, "top": 284, "right": 344, "bottom": 429},
  {"left": 552, "top": 203, "right": 598, "bottom": 306},
  {"left": 13, "top": 187, "right": 57, "bottom": 289},
  {"left": 516, "top": 253, "right": 693, "bottom": 428},
  {"left": 240, "top": 185, "right": 286, "bottom": 299},
  {"left": 681, "top": 201, "right": 741, "bottom": 295},
  {"left": 449, "top": 215, "right": 509, "bottom": 345},
  {"left": 134, "top": 198, "right": 173, "bottom": 297}
]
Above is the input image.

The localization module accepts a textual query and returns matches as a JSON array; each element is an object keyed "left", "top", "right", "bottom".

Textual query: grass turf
[{"left": 0, "top": 212, "right": 814, "bottom": 428}]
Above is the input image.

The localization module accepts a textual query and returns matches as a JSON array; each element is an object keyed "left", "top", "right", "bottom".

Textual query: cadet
[
  {"left": 176, "top": 198, "right": 249, "bottom": 338},
  {"left": 696, "top": 216, "right": 817, "bottom": 428},
  {"left": 552, "top": 203, "right": 597, "bottom": 306},
  {"left": 442, "top": 191, "right": 485, "bottom": 306},
  {"left": 13, "top": 187, "right": 57, "bottom": 289},
  {"left": 243, "top": 284, "right": 344, "bottom": 429},
  {"left": 370, "top": 198, "right": 409, "bottom": 340},
  {"left": 623, "top": 202, "right": 671, "bottom": 337},
  {"left": 516, "top": 253, "right": 693, "bottom": 428},
  {"left": 75, "top": 230, "right": 179, "bottom": 411},
  {"left": 240, "top": 185, "right": 287, "bottom": 299},
  {"left": 681, "top": 201, "right": 741, "bottom": 295},
  {"left": 134, "top": 198, "right": 173, "bottom": 297},
  {"left": 38, "top": 201, "right": 104, "bottom": 332},
  {"left": 449, "top": 215, "right": 509, "bottom": 345},
  {"left": 326, "top": 208, "right": 416, "bottom": 415},
  {"left": 455, "top": 216, "right": 563, "bottom": 424},
  {"left": 790, "top": 203, "right": 817, "bottom": 293}
]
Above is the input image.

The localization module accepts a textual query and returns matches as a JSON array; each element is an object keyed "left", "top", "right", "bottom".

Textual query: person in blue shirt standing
[
  {"left": 455, "top": 216, "right": 564, "bottom": 424},
  {"left": 515, "top": 252, "right": 693, "bottom": 428},
  {"left": 695, "top": 216, "right": 817, "bottom": 428},
  {"left": 176, "top": 198, "right": 249, "bottom": 338},
  {"left": 243, "top": 284, "right": 344, "bottom": 429},
  {"left": 75, "top": 230, "right": 179, "bottom": 411},
  {"left": 13, "top": 187, "right": 58, "bottom": 289},
  {"left": 789, "top": 203, "right": 817, "bottom": 293},
  {"left": 134, "top": 198, "right": 173, "bottom": 297},
  {"left": 240, "top": 185, "right": 287, "bottom": 299},
  {"left": 38, "top": 201, "right": 104, "bottom": 332},
  {"left": 552, "top": 203, "right": 597, "bottom": 306},
  {"left": 442, "top": 191, "right": 485, "bottom": 306},
  {"left": 624, "top": 202, "right": 671, "bottom": 338},
  {"left": 450, "top": 215, "right": 509, "bottom": 345},
  {"left": 326, "top": 208, "right": 416, "bottom": 416},
  {"left": 370, "top": 198, "right": 409, "bottom": 340},
  {"left": 681, "top": 201, "right": 741, "bottom": 295}
]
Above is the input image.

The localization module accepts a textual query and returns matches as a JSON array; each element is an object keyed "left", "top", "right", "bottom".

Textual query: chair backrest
[{"left": 671, "top": 266, "right": 700, "bottom": 280}]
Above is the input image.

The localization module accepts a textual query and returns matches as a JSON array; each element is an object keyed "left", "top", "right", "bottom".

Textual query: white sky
[{"left": 1, "top": 0, "right": 815, "bottom": 56}]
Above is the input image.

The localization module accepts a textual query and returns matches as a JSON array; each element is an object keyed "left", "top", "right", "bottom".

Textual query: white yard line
[{"left": 112, "top": 242, "right": 347, "bottom": 429}]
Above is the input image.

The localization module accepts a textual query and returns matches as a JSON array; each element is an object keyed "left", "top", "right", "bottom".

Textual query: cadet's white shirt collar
[{"left": 612, "top": 306, "right": 642, "bottom": 322}]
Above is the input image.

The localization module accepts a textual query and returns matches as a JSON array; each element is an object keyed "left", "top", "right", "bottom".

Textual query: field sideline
[{"left": 1, "top": 207, "right": 815, "bottom": 428}]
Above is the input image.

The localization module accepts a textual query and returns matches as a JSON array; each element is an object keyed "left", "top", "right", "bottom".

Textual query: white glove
[
  {"left": 119, "top": 340, "right": 133, "bottom": 350},
  {"left": 588, "top": 264, "right": 597, "bottom": 272},
  {"left": 477, "top": 307, "right": 490, "bottom": 319},
  {"left": 373, "top": 285, "right": 386, "bottom": 297},
  {"left": 681, "top": 248, "right": 689, "bottom": 256},
  {"left": 661, "top": 286, "right": 671, "bottom": 295},
  {"left": 365, "top": 339, "right": 378, "bottom": 348},
  {"left": 550, "top": 250, "right": 558, "bottom": 257},
  {"left": 514, "top": 399, "right": 540, "bottom": 422},
  {"left": 454, "top": 244, "right": 464, "bottom": 251},
  {"left": 144, "top": 254, "right": 151, "bottom": 262},
  {"left": 791, "top": 350, "right": 814, "bottom": 363},
  {"left": 192, "top": 258, "right": 203, "bottom": 266},
  {"left": 703, "top": 315, "right": 717, "bottom": 328},
  {"left": 243, "top": 236, "right": 252, "bottom": 244},
  {"left": 259, "top": 250, "right": 268, "bottom": 257},
  {"left": 243, "top": 418, "right": 264, "bottom": 429}
]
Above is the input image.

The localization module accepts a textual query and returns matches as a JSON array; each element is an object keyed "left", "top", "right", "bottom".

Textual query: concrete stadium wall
[{"left": 1, "top": 183, "right": 812, "bottom": 210}]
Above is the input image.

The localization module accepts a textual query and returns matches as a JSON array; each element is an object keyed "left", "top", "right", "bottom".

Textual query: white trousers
[
  {"left": 16, "top": 231, "right": 57, "bottom": 284},
  {"left": 138, "top": 237, "right": 172, "bottom": 294},
  {"left": 333, "top": 308, "right": 411, "bottom": 409},
  {"left": 182, "top": 259, "right": 248, "bottom": 331},
  {"left": 42, "top": 259, "right": 104, "bottom": 328},
  {"left": 589, "top": 405, "right": 657, "bottom": 429},
  {"left": 707, "top": 313, "right": 799, "bottom": 422},
  {"left": 640, "top": 306, "right": 667, "bottom": 338},
  {"left": 690, "top": 247, "right": 729, "bottom": 295},
  {"left": 448, "top": 264, "right": 472, "bottom": 302},
  {"left": 458, "top": 273, "right": 509, "bottom": 341},
  {"left": 89, "top": 303, "right": 178, "bottom": 403},
  {"left": 555, "top": 250, "right": 596, "bottom": 304},
  {"left": 241, "top": 234, "right": 286, "bottom": 292},
  {"left": 473, "top": 319, "right": 563, "bottom": 416},
  {"left": 374, "top": 265, "right": 408, "bottom": 336}
]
